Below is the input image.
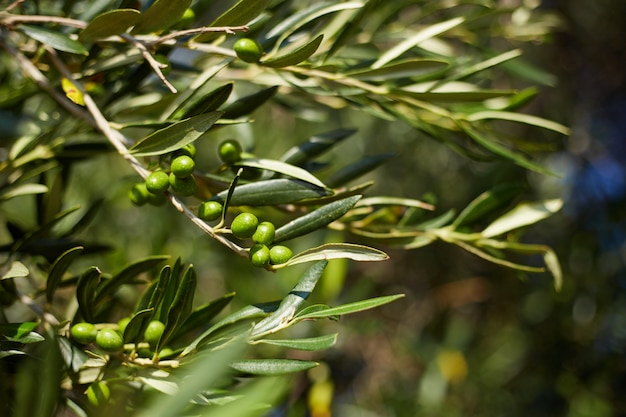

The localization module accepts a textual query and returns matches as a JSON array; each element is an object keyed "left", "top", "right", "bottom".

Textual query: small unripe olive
[
  {"left": 250, "top": 244, "right": 270, "bottom": 267},
  {"left": 170, "top": 155, "right": 195, "bottom": 178},
  {"left": 147, "top": 191, "right": 167, "bottom": 206},
  {"left": 233, "top": 38, "right": 263, "bottom": 63},
  {"left": 95, "top": 328, "right": 124, "bottom": 352},
  {"left": 117, "top": 317, "right": 131, "bottom": 335},
  {"left": 144, "top": 320, "right": 165, "bottom": 348},
  {"left": 252, "top": 221, "right": 275, "bottom": 245},
  {"left": 198, "top": 200, "right": 223, "bottom": 221},
  {"left": 169, "top": 173, "right": 197, "bottom": 196},
  {"left": 70, "top": 322, "right": 98, "bottom": 344},
  {"left": 86, "top": 381, "right": 110, "bottom": 406},
  {"left": 129, "top": 183, "right": 151, "bottom": 206},
  {"left": 218, "top": 139, "right": 243, "bottom": 164},
  {"left": 145, "top": 171, "right": 170, "bottom": 194},
  {"left": 173, "top": 143, "right": 196, "bottom": 159},
  {"left": 270, "top": 245, "right": 293, "bottom": 265},
  {"left": 158, "top": 347, "right": 175, "bottom": 358},
  {"left": 231, "top": 212, "right": 259, "bottom": 239}
]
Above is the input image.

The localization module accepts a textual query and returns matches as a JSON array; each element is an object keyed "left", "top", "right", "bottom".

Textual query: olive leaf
[
  {"left": 17, "top": 25, "right": 88, "bottom": 55},
  {"left": 78, "top": 9, "right": 141, "bottom": 42},
  {"left": 131, "top": 0, "right": 192, "bottom": 34},
  {"left": 254, "top": 333, "right": 338, "bottom": 351},
  {"left": 234, "top": 158, "right": 327, "bottom": 188},
  {"left": 75, "top": 266, "right": 102, "bottom": 323},
  {"left": 231, "top": 359, "right": 319, "bottom": 375},
  {"left": 46, "top": 246, "right": 84, "bottom": 302},
  {"left": 280, "top": 243, "right": 389, "bottom": 267},
  {"left": 261, "top": 34, "right": 324, "bottom": 68},
  {"left": 210, "top": 178, "right": 331, "bottom": 207}
]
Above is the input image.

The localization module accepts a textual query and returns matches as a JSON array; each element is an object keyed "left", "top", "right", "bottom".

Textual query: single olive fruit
[
  {"left": 95, "top": 328, "right": 124, "bottom": 352},
  {"left": 252, "top": 221, "right": 275, "bottom": 245},
  {"left": 145, "top": 170, "right": 170, "bottom": 194},
  {"left": 250, "top": 244, "right": 270, "bottom": 267},
  {"left": 198, "top": 200, "right": 223, "bottom": 222},
  {"left": 231, "top": 212, "right": 259, "bottom": 239},
  {"left": 169, "top": 173, "right": 197, "bottom": 196},
  {"left": 173, "top": 143, "right": 196, "bottom": 159},
  {"left": 270, "top": 245, "right": 293, "bottom": 265},
  {"left": 233, "top": 38, "right": 263, "bottom": 63},
  {"left": 144, "top": 320, "right": 165, "bottom": 348},
  {"left": 117, "top": 317, "right": 131, "bottom": 336},
  {"left": 218, "top": 139, "right": 243, "bottom": 164},
  {"left": 170, "top": 155, "right": 195, "bottom": 178},
  {"left": 129, "top": 182, "right": 151, "bottom": 206},
  {"left": 70, "top": 322, "right": 98, "bottom": 344},
  {"left": 86, "top": 381, "right": 110, "bottom": 406},
  {"left": 158, "top": 347, "right": 175, "bottom": 359}
]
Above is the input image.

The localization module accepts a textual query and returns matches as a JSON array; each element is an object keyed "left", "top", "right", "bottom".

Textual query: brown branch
[{"left": 150, "top": 25, "right": 249, "bottom": 46}]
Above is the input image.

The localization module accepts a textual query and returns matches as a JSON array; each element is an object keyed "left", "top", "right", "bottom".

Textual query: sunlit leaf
[
  {"left": 466, "top": 111, "right": 570, "bottom": 135},
  {"left": 0, "top": 183, "right": 48, "bottom": 201},
  {"left": 256, "top": 333, "right": 338, "bottom": 351},
  {"left": 481, "top": 199, "right": 563, "bottom": 238},
  {"left": 1, "top": 261, "right": 29, "bottom": 279},
  {"left": 235, "top": 158, "right": 327, "bottom": 188},
  {"left": 231, "top": 359, "right": 318, "bottom": 375},
  {"left": 261, "top": 34, "right": 324, "bottom": 68},
  {"left": 281, "top": 243, "right": 388, "bottom": 267}
]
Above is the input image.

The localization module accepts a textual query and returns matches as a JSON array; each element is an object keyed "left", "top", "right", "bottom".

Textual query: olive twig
[
  {"left": 119, "top": 33, "right": 177, "bottom": 93},
  {"left": 150, "top": 25, "right": 249, "bottom": 46}
]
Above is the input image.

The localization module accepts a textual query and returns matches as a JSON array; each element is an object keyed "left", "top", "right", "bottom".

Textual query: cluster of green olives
[
  {"left": 69, "top": 318, "right": 167, "bottom": 354},
  {"left": 230, "top": 212, "right": 293, "bottom": 267},
  {"left": 129, "top": 144, "right": 197, "bottom": 206}
]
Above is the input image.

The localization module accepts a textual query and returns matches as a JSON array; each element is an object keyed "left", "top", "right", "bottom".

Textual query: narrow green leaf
[
  {"left": 235, "top": 158, "right": 327, "bottom": 188},
  {"left": 130, "top": 112, "right": 223, "bottom": 156},
  {"left": 442, "top": 49, "right": 523, "bottom": 84},
  {"left": 544, "top": 249, "right": 563, "bottom": 291},
  {"left": 394, "top": 88, "right": 517, "bottom": 102},
  {"left": 222, "top": 86, "right": 278, "bottom": 119},
  {"left": 280, "top": 128, "right": 357, "bottom": 167},
  {"left": 0, "top": 322, "right": 39, "bottom": 341},
  {"left": 295, "top": 294, "right": 404, "bottom": 320},
  {"left": 131, "top": 0, "right": 192, "bottom": 34},
  {"left": 156, "top": 259, "right": 183, "bottom": 323},
  {"left": 231, "top": 359, "right": 318, "bottom": 375},
  {"left": 79, "top": 9, "right": 140, "bottom": 42},
  {"left": 210, "top": 178, "right": 331, "bottom": 207},
  {"left": 356, "top": 196, "right": 435, "bottom": 211},
  {"left": 174, "top": 292, "right": 236, "bottom": 338},
  {"left": 194, "top": 0, "right": 271, "bottom": 42},
  {"left": 123, "top": 308, "right": 155, "bottom": 345},
  {"left": 283, "top": 243, "right": 389, "bottom": 267},
  {"left": 75, "top": 266, "right": 101, "bottom": 323},
  {"left": 97, "top": 255, "right": 169, "bottom": 299},
  {"left": 453, "top": 240, "right": 545, "bottom": 273},
  {"left": 346, "top": 59, "right": 448, "bottom": 81},
  {"left": 466, "top": 111, "right": 570, "bottom": 135},
  {"left": 180, "top": 83, "right": 233, "bottom": 119},
  {"left": 252, "top": 261, "right": 327, "bottom": 337},
  {"left": 46, "top": 246, "right": 84, "bottom": 302},
  {"left": 481, "top": 199, "right": 563, "bottom": 238},
  {"left": 373, "top": 17, "right": 465, "bottom": 68},
  {"left": 261, "top": 34, "right": 324, "bottom": 68},
  {"left": 401, "top": 234, "right": 437, "bottom": 249},
  {"left": 274, "top": 195, "right": 362, "bottom": 244},
  {"left": 453, "top": 184, "right": 526, "bottom": 229},
  {"left": 158, "top": 265, "right": 197, "bottom": 351},
  {"left": 18, "top": 25, "right": 88, "bottom": 55},
  {"left": 1, "top": 261, "right": 29, "bottom": 279},
  {"left": 256, "top": 333, "right": 338, "bottom": 351},
  {"left": 0, "top": 184, "right": 48, "bottom": 201}
]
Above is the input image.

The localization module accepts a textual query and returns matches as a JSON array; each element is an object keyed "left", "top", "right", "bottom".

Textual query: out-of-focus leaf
[
  {"left": 453, "top": 183, "right": 526, "bottom": 229},
  {"left": 210, "top": 178, "right": 330, "bottom": 206},
  {"left": 281, "top": 243, "right": 388, "bottom": 267},
  {"left": 97, "top": 255, "right": 169, "bottom": 299},
  {"left": 481, "top": 199, "right": 563, "bottom": 238},
  {"left": 273, "top": 195, "right": 362, "bottom": 244},
  {"left": 234, "top": 158, "right": 326, "bottom": 188},
  {"left": 175, "top": 292, "right": 236, "bottom": 338},
  {"left": 131, "top": 0, "right": 192, "bottom": 34},
  {"left": 280, "top": 128, "right": 357, "bottom": 167},
  {"left": 137, "top": 377, "right": 179, "bottom": 395},
  {"left": 130, "top": 112, "right": 223, "bottom": 156},
  {"left": 194, "top": 0, "right": 271, "bottom": 42},
  {"left": 256, "top": 333, "right": 338, "bottom": 351},
  {"left": 1, "top": 261, "right": 29, "bottom": 279},
  {"left": 75, "top": 266, "right": 102, "bottom": 323},
  {"left": 401, "top": 234, "right": 437, "bottom": 249},
  {"left": 544, "top": 249, "right": 563, "bottom": 291},
  {"left": 0, "top": 322, "right": 39, "bottom": 341},
  {"left": 252, "top": 261, "right": 327, "bottom": 337},
  {"left": 261, "top": 34, "right": 324, "bottom": 68},
  {"left": 373, "top": 17, "right": 465, "bottom": 68},
  {"left": 442, "top": 49, "right": 523, "bottom": 84},
  {"left": 0, "top": 183, "right": 48, "bottom": 201},
  {"left": 346, "top": 59, "right": 448, "bottom": 81},
  {"left": 451, "top": 239, "right": 545, "bottom": 273},
  {"left": 466, "top": 111, "right": 570, "bottom": 135},
  {"left": 79, "top": 9, "right": 140, "bottom": 42},
  {"left": 221, "top": 86, "right": 278, "bottom": 119},
  {"left": 295, "top": 294, "right": 404, "bottom": 320},
  {"left": 180, "top": 83, "right": 233, "bottom": 119},
  {"left": 393, "top": 87, "right": 517, "bottom": 102},
  {"left": 17, "top": 25, "right": 88, "bottom": 55},
  {"left": 356, "top": 196, "right": 435, "bottom": 211},
  {"left": 46, "top": 246, "right": 84, "bottom": 302},
  {"left": 231, "top": 359, "right": 318, "bottom": 375}
]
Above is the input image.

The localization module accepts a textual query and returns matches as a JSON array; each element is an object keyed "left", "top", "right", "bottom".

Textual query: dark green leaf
[
  {"left": 326, "top": 153, "right": 394, "bottom": 188},
  {"left": 131, "top": 0, "right": 192, "bottom": 34},
  {"left": 18, "top": 25, "right": 88, "bottom": 55},
  {"left": 158, "top": 265, "right": 197, "bottom": 351},
  {"left": 97, "top": 255, "right": 169, "bottom": 299},
  {"left": 295, "top": 294, "right": 404, "bottom": 320},
  {"left": 195, "top": 0, "right": 271, "bottom": 42},
  {"left": 210, "top": 178, "right": 331, "bottom": 206},
  {"left": 46, "top": 246, "right": 84, "bottom": 302},
  {"left": 273, "top": 195, "right": 362, "bottom": 244},
  {"left": 156, "top": 259, "right": 183, "bottom": 323},
  {"left": 231, "top": 359, "right": 318, "bottom": 375},
  {"left": 130, "top": 112, "right": 223, "bottom": 157},
  {"left": 75, "top": 266, "right": 101, "bottom": 323},
  {"left": 346, "top": 59, "right": 448, "bottom": 81},
  {"left": 261, "top": 34, "right": 324, "bottom": 68},
  {"left": 79, "top": 9, "right": 141, "bottom": 42},
  {"left": 280, "top": 128, "right": 357, "bottom": 167},
  {"left": 123, "top": 308, "right": 155, "bottom": 345},
  {"left": 221, "top": 86, "right": 278, "bottom": 119},
  {"left": 256, "top": 333, "right": 338, "bottom": 351},
  {"left": 174, "top": 292, "right": 236, "bottom": 338},
  {"left": 0, "top": 322, "right": 39, "bottom": 341},
  {"left": 180, "top": 83, "right": 234, "bottom": 119},
  {"left": 453, "top": 183, "right": 526, "bottom": 229}
]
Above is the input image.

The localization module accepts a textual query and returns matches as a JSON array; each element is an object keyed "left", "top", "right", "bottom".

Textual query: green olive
[
  {"left": 129, "top": 182, "right": 151, "bottom": 206},
  {"left": 173, "top": 143, "right": 196, "bottom": 159},
  {"left": 70, "top": 322, "right": 98, "bottom": 344},
  {"left": 231, "top": 212, "right": 259, "bottom": 239},
  {"left": 170, "top": 155, "right": 195, "bottom": 178},
  {"left": 198, "top": 200, "right": 223, "bottom": 222},
  {"left": 269, "top": 245, "right": 293, "bottom": 265},
  {"left": 86, "top": 381, "right": 110, "bottom": 406},
  {"left": 218, "top": 139, "right": 243, "bottom": 164},
  {"left": 169, "top": 173, "right": 197, "bottom": 196},
  {"left": 252, "top": 221, "right": 275, "bottom": 245},
  {"left": 117, "top": 317, "right": 131, "bottom": 336},
  {"left": 145, "top": 171, "right": 170, "bottom": 194},
  {"left": 233, "top": 38, "right": 263, "bottom": 63},
  {"left": 144, "top": 320, "right": 165, "bottom": 348},
  {"left": 95, "top": 328, "right": 124, "bottom": 352},
  {"left": 250, "top": 244, "right": 270, "bottom": 267}
]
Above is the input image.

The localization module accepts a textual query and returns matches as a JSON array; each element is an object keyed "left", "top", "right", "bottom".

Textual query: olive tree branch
[{"left": 150, "top": 25, "right": 249, "bottom": 46}]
